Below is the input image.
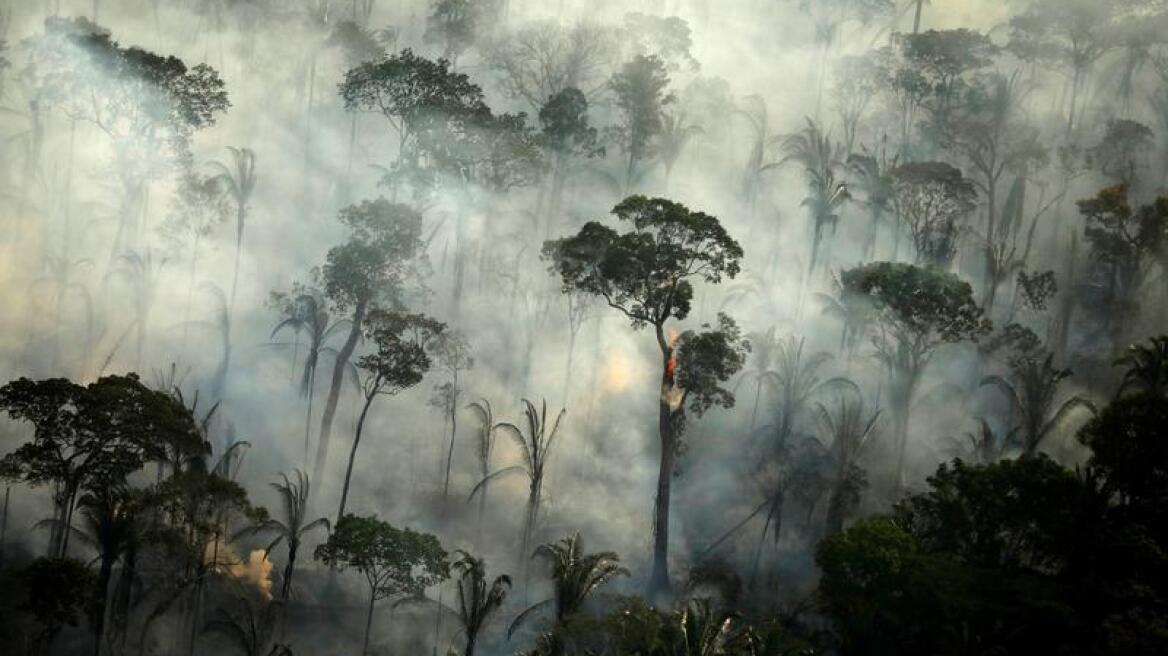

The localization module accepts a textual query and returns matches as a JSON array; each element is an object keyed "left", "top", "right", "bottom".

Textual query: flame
[
  {"left": 205, "top": 539, "right": 274, "bottom": 600},
  {"left": 665, "top": 329, "right": 680, "bottom": 380},
  {"left": 662, "top": 329, "right": 684, "bottom": 409}
]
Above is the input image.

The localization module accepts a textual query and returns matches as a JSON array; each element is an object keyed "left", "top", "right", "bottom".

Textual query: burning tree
[{"left": 543, "top": 195, "right": 748, "bottom": 597}]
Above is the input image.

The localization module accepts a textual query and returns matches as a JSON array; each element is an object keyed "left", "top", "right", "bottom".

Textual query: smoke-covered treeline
[{"left": 0, "top": 0, "right": 1167, "bottom": 654}]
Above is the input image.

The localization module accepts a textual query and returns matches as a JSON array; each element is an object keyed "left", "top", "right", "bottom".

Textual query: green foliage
[
  {"left": 609, "top": 54, "right": 674, "bottom": 176},
  {"left": 1080, "top": 393, "right": 1168, "bottom": 505},
  {"left": 314, "top": 514, "right": 447, "bottom": 602},
  {"left": 675, "top": 313, "right": 750, "bottom": 416},
  {"left": 891, "top": 161, "right": 978, "bottom": 267},
  {"left": 539, "top": 87, "right": 603, "bottom": 160},
  {"left": 18, "top": 557, "right": 98, "bottom": 649},
  {"left": 543, "top": 195, "right": 743, "bottom": 329},
  {"left": 841, "top": 262, "right": 990, "bottom": 353},
  {"left": 319, "top": 198, "right": 427, "bottom": 313},
  {"left": 358, "top": 310, "right": 445, "bottom": 397}
]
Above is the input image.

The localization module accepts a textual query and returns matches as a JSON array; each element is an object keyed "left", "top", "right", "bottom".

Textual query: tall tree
[
  {"left": 608, "top": 55, "right": 674, "bottom": 192},
  {"left": 780, "top": 119, "right": 850, "bottom": 277},
  {"left": 337, "top": 311, "right": 444, "bottom": 524},
  {"left": 430, "top": 330, "right": 473, "bottom": 504},
  {"left": 543, "top": 196, "right": 747, "bottom": 596},
  {"left": 472, "top": 399, "right": 564, "bottom": 573},
  {"left": 209, "top": 146, "right": 258, "bottom": 322},
  {"left": 891, "top": 161, "right": 978, "bottom": 269},
  {"left": 980, "top": 352, "right": 1095, "bottom": 455},
  {"left": 311, "top": 199, "right": 426, "bottom": 493}
]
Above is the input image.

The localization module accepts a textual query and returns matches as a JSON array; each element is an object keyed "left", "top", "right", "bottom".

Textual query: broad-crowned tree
[
  {"left": 840, "top": 262, "right": 991, "bottom": 489},
  {"left": 311, "top": 199, "right": 426, "bottom": 493},
  {"left": 314, "top": 514, "right": 447, "bottom": 656},
  {"left": 891, "top": 161, "right": 978, "bottom": 269},
  {"left": 0, "top": 374, "right": 203, "bottom": 558},
  {"left": 608, "top": 55, "right": 674, "bottom": 193},
  {"left": 543, "top": 195, "right": 747, "bottom": 596}
]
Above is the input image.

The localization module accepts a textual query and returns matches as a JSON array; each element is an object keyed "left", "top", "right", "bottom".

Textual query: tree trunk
[
  {"left": 92, "top": 554, "right": 114, "bottom": 656},
  {"left": 337, "top": 393, "right": 375, "bottom": 525},
  {"left": 282, "top": 541, "right": 298, "bottom": 600},
  {"left": 912, "top": 0, "right": 923, "bottom": 33},
  {"left": 362, "top": 592, "right": 375, "bottom": 656},
  {"left": 314, "top": 300, "right": 366, "bottom": 494},
  {"left": 303, "top": 374, "right": 316, "bottom": 468},
  {"left": 443, "top": 372, "right": 459, "bottom": 503},
  {"left": 648, "top": 350, "right": 677, "bottom": 599},
  {"left": 229, "top": 203, "right": 246, "bottom": 320},
  {"left": 465, "top": 632, "right": 476, "bottom": 656}
]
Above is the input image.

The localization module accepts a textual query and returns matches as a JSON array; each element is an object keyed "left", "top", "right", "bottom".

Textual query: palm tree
[
  {"left": 814, "top": 276, "right": 872, "bottom": 356},
  {"left": 779, "top": 119, "right": 850, "bottom": 278},
  {"left": 113, "top": 249, "right": 168, "bottom": 370},
  {"left": 657, "top": 112, "right": 704, "bottom": 189},
  {"left": 814, "top": 386, "right": 881, "bottom": 535},
  {"left": 449, "top": 551, "right": 511, "bottom": 656},
  {"left": 672, "top": 598, "right": 736, "bottom": 656},
  {"left": 846, "top": 141, "right": 897, "bottom": 260},
  {"left": 270, "top": 291, "right": 349, "bottom": 466},
  {"left": 471, "top": 399, "right": 565, "bottom": 570},
  {"left": 236, "top": 470, "right": 329, "bottom": 600},
  {"left": 508, "top": 533, "right": 628, "bottom": 638},
  {"left": 733, "top": 95, "right": 781, "bottom": 214},
  {"left": 772, "top": 336, "right": 833, "bottom": 446},
  {"left": 1114, "top": 335, "right": 1168, "bottom": 398},
  {"left": 734, "top": 327, "right": 781, "bottom": 434},
  {"left": 466, "top": 400, "right": 503, "bottom": 534},
  {"left": 948, "top": 417, "right": 1013, "bottom": 465},
  {"left": 980, "top": 353, "right": 1096, "bottom": 455},
  {"left": 209, "top": 147, "right": 257, "bottom": 320}
]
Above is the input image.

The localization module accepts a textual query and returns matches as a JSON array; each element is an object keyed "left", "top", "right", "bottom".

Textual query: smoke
[{"left": 0, "top": 0, "right": 1163, "bottom": 653}]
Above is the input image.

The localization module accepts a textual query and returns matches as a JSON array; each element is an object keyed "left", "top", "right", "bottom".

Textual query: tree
[
  {"left": 1077, "top": 186, "right": 1167, "bottom": 353},
  {"left": 655, "top": 112, "right": 703, "bottom": 187},
  {"left": 1114, "top": 334, "right": 1168, "bottom": 398},
  {"left": 891, "top": 161, "right": 978, "bottom": 268},
  {"left": 1088, "top": 118, "right": 1155, "bottom": 187},
  {"left": 209, "top": 146, "right": 258, "bottom": 321},
  {"left": 339, "top": 48, "right": 488, "bottom": 170},
  {"left": 1008, "top": 0, "right": 1120, "bottom": 135},
  {"left": 236, "top": 470, "right": 329, "bottom": 600},
  {"left": 608, "top": 55, "right": 674, "bottom": 192},
  {"left": 448, "top": 551, "right": 510, "bottom": 656},
  {"left": 1080, "top": 393, "right": 1168, "bottom": 506},
  {"left": 466, "top": 399, "right": 503, "bottom": 532},
  {"left": 840, "top": 262, "right": 991, "bottom": 488},
  {"left": 980, "top": 352, "right": 1096, "bottom": 455},
  {"left": 314, "top": 514, "right": 448, "bottom": 656},
  {"left": 337, "top": 311, "right": 445, "bottom": 524},
  {"left": 0, "top": 375, "right": 202, "bottom": 557},
  {"left": 831, "top": 55, "right": 881, "bottom": 155},
  {"left": 896, "top": 28, "right": 998, "bottom": 138},
  {"left": 846, "top": 141, "right": 897, "bottom": 259},
  {"left": 543, "top": 196, "right": 746, "bottom": 596},
  {"left": 430, "top": 330, "right": 473, "bottom": 504},
  {"left": 780, "top": 119, "right": 850, "bottom": 277},
  {"left": 26, "top": 18, "right": 229, "bottom": 263},
  {"left": 509, "top": 533, "right": 628, "bottom": 640},
  {"left": 472, "top": 399, "right": 564, "bottom": 572},
  {"left": 815, "top": 385, "right": 881, "bottom": 535},
  {"left": 268, "top": 288, "right": 348, "bottom": 465},
  {"left": 161, "top": 169, "right": 230, "bottom": 351},
  {"left": 312, "top": 199, "right": 426, "bottom": 494},
  {"left": 424, "top": 0, "right": 499, "bottom": 67},
  {"left": 18, "top": 557, "right": 98, "bottom": 656},
  {"left": 483, "top": 20, "right": 616, "bottom": 111},
  {"left": 539, "top": 87, "right": 604, "bottom": 224}
]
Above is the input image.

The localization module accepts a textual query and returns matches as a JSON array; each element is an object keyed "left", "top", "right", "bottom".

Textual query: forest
[{"left": 0, "top": 0, "right": 1166, "bottom": 654}]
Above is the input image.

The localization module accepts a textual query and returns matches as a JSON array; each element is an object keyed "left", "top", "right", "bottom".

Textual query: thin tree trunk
[
  {"left": 282, "top": 542, "right": 298, "bottom": 600},
  {"left": 648, "top": 337, "right": 677, "bottom": 598},
  {"left": 314, "top": 301, "right": 366, "bottom": 494},
  {"left": 362, "top": 593, "right": 375, "bottom": 656},
  {"left": 303, "top": 374, "right": 316, "bottom": 468},
  {"left": 912, "top": 0, "right": 923, "bottom": 33},
  {"left": 337, "top": 394, "right": 375, "bottom": 525},
  {"left": 93, "top": 554, "right": 114, "bottom": 656}
]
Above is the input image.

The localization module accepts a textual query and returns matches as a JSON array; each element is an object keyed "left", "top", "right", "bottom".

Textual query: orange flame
[{"left": 665, "top": 329, "right": 680, "bottom": 380}]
